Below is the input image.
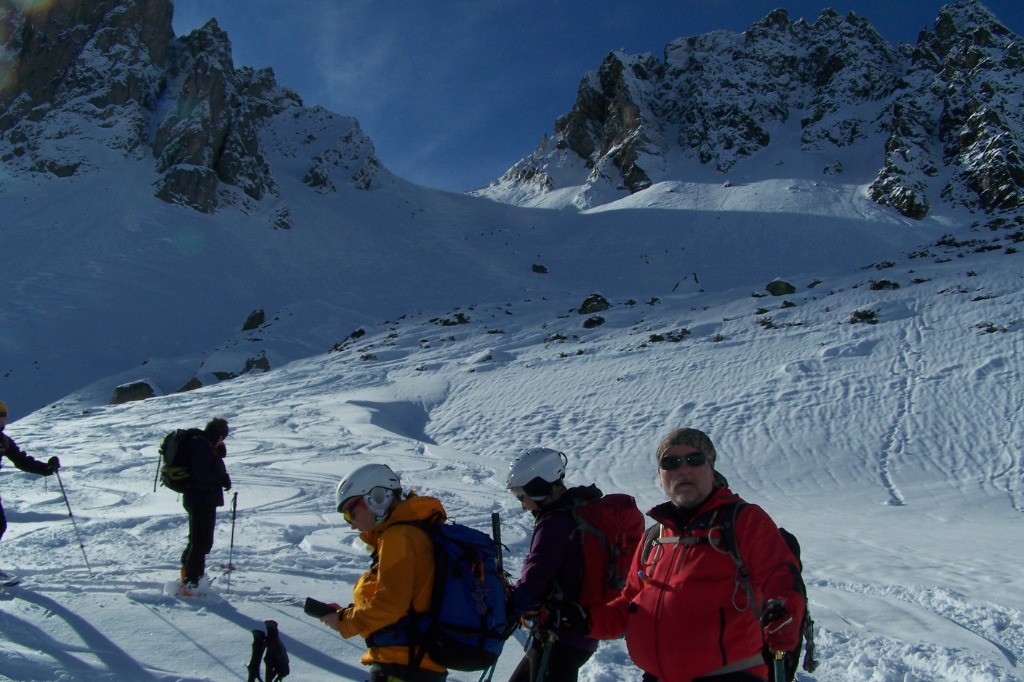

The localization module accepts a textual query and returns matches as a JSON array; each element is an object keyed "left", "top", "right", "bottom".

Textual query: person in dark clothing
[
  {"left": 179, "top": 417, "right": 231, "bottom": 595},
  {"left": 0, "top": 400, "right": 60, "bottom": 577},
  {"left": 504, "top": 447, "right": 600, "bottom": 682}
]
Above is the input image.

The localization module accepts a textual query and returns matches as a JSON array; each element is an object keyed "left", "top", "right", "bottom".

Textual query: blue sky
[{"left": 171, "top": 1, "right": 1023, "bottom": 193}]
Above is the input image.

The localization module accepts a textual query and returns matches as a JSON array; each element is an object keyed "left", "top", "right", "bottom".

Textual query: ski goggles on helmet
[
  {"left": 660, "top": 451, "right": 708, "bottom": 470},
  {"left": 340, "top": 496, "right": 365, "bottom": 523}
]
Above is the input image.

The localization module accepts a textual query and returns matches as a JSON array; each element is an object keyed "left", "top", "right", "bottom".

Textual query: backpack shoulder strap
[
  {"left": 568, "top": 496, "right": 613, "bottom": 546},
  {"left": 639, "top": 522, "right": 661, "bottom": 566},
  {"left": 638, "top": 506, "right": 727, "bottom": 581},
  {"left": 641, "top": 503, "right": 760, "bottom": 617},
  {"left": 717, "top": 501, "right": 766, "bottom": 621}
]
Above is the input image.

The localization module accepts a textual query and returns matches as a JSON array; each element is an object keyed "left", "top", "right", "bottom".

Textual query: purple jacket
[
  {"left": 512, "top": 484, "right": 602, "bottom": 652},
  {"left": 0, "top": 433, "right": 50, "bottom": 476}
]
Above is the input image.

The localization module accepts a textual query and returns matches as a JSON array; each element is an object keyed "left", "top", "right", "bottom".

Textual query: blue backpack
[{"left": 367, "top": 517, "right": 513, "bottom": 673}]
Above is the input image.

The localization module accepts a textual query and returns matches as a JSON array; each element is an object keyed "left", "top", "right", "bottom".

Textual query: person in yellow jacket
[{"left": 320, "top": 463, "right": 448, "bottom": 682}]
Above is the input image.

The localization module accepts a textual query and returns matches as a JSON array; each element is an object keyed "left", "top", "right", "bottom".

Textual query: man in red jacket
[{"left": 565, "top": 428, "right": 805, "bottom": 682}]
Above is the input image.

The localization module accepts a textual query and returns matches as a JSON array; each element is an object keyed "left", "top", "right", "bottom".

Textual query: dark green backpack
[{"left": 158, "top": 428, "right": 201, "bottom": 493}]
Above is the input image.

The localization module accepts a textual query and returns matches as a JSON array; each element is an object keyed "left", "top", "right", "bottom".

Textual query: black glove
[
  {"left": 46, "top": 456, "right": 60, "bottom": 475},
  {"left": 223, "top": 474, "right": 232, "bottom": 491},
  {"left": 263, "top": 619, "right": 290, "bottom": 682},
  {"left": 548, "top": 599, "right": 591, "bottom": 636},
  {"left": 246, "top": 629, "right": 266, "bottom": 682}
]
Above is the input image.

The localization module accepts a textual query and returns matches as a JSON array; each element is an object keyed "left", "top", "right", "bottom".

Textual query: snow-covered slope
[
  {"left": 1, "top": 221, "right": 1021, "bottom": 681},
  {"left": 1, "top": 2, "right": 1023, "bottom": 679}
]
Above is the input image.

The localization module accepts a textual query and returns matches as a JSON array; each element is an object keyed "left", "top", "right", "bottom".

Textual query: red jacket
[{"left": 589, "top": 487, "right": 804, "bottom": 682}]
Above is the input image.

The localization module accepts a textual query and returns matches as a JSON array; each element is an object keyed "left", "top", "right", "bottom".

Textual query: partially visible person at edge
[
  {"left": 561, "top": 428, "right": 805, "bottom": 682},
  {"left": 319, "top": 463, "right": 448, "bottom": 682},
  {"left": 0, "top": 401, "right": 60, "bottom": 577},
  {"left": 504, "top": 447, "right": 602, "bottom": 682},
  {"left": 179, "top": 417, "right": 231, "bottom": 595}
]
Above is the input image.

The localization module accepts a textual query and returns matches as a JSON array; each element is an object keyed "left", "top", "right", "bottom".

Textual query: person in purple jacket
[
  {"left": 1, "top": 400, "right": 60, "bottom": 541},
  {"left": 505, "top": 447, "right": 602, "bottom": 682}
]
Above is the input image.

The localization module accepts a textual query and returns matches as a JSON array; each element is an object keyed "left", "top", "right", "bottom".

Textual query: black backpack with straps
[
  {"left": 640, "top": 502, "right": 818, "bottom": 682},
  {"left": 158, "top": 428, "right": 203, "bottom": 493}
]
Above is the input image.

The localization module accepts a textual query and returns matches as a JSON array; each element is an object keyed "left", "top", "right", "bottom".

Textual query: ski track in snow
[{"left": 878, "top": 320, "right": 919, "bottom": 508}]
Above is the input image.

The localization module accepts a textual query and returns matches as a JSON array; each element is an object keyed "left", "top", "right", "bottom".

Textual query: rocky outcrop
[
  {"left": 302, "top": 118, "right": 382, "bottom": 193},
  {"left": 110, "top": 379, "right": 157, "bottom": 404},
  {"left": 870, "top": 1, "right": 1024, "bottom": 215},
  {"left": 553, "top": 51, "right": 661, "bottom": 194},
  {"left": 478, "top": 0, "right": 1023, "bottom": 219},
  {"left": 0, "top": 0, "right": 387, "bottom": 214},
  {"left": 151, "top": 19, "right": 290, "bottom": 211},
  {"left": 0, "top": 0, "right": 172, "bottom": 170},
  {"left": 0, "top": 0, "right": 172, "bottom": 117}
]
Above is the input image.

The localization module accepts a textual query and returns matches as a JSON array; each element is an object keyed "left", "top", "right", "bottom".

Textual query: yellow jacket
[{"left": 338, "top": 494, "right": 447, "bottom": 672}]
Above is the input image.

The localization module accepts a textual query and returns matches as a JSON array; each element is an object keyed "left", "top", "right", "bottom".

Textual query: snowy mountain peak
[
  {"left": 0, "top": 0, "right": 386, "bottom": 214},
  {"left": 474, "top": 0, "right": 1024, "bottom": 217}
]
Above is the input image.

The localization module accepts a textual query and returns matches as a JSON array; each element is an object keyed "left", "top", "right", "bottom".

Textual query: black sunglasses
[{"left": 660, "top": 452, "right": 708, "bottom": 470}]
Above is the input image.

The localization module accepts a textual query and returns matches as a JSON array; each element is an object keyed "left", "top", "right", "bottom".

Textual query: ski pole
[
  {"left": 762, "top": 599, "right": 791, "bottom": 682},
  {"left": 491, "top": 511, "right": 504, "bottom": 576},
  {"left": 772, "top": 649, "right": 786, "bottom": 682},
  {"left": 226, "top": 491, "right": 238, "bottom": 593},
  {"left": 55, "top": 471, "right": 93, "bottom": 576},
  {"left": 153, "top": 452, "right": 161, "bottom": 492}
]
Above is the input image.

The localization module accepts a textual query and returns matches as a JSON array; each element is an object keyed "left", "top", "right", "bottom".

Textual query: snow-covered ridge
[
  {"left": 475, "top": 0, "right": 1024, "bottom": 218},
  {"left": 0, "top": 0, "right": 386, "bottom": 215}
]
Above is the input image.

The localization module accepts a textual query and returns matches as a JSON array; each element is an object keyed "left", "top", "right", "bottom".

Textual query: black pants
[
  {"left": 508, "top": 637, "right": 594, "bottom": 682},
  {"left": 0, "top": 500, "right": 7, "bottom": 542},
  {"left": 181, "top": 502, "right": 217, "bottom": 584},
  {"left": 368, "top": 663, "right": 447, "bottom": 682}
]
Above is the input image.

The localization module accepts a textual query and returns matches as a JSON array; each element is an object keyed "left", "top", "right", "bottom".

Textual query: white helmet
[
  {"left": 506, "top": 447, "right": 567, "bottom": 489},
  {"left": 335, "top": 463, "right": 402, "bottom": 518}
]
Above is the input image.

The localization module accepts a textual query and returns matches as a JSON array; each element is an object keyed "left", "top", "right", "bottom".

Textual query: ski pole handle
[{"left": 491, "top": 512, "right": 504, "bottom": 576}]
